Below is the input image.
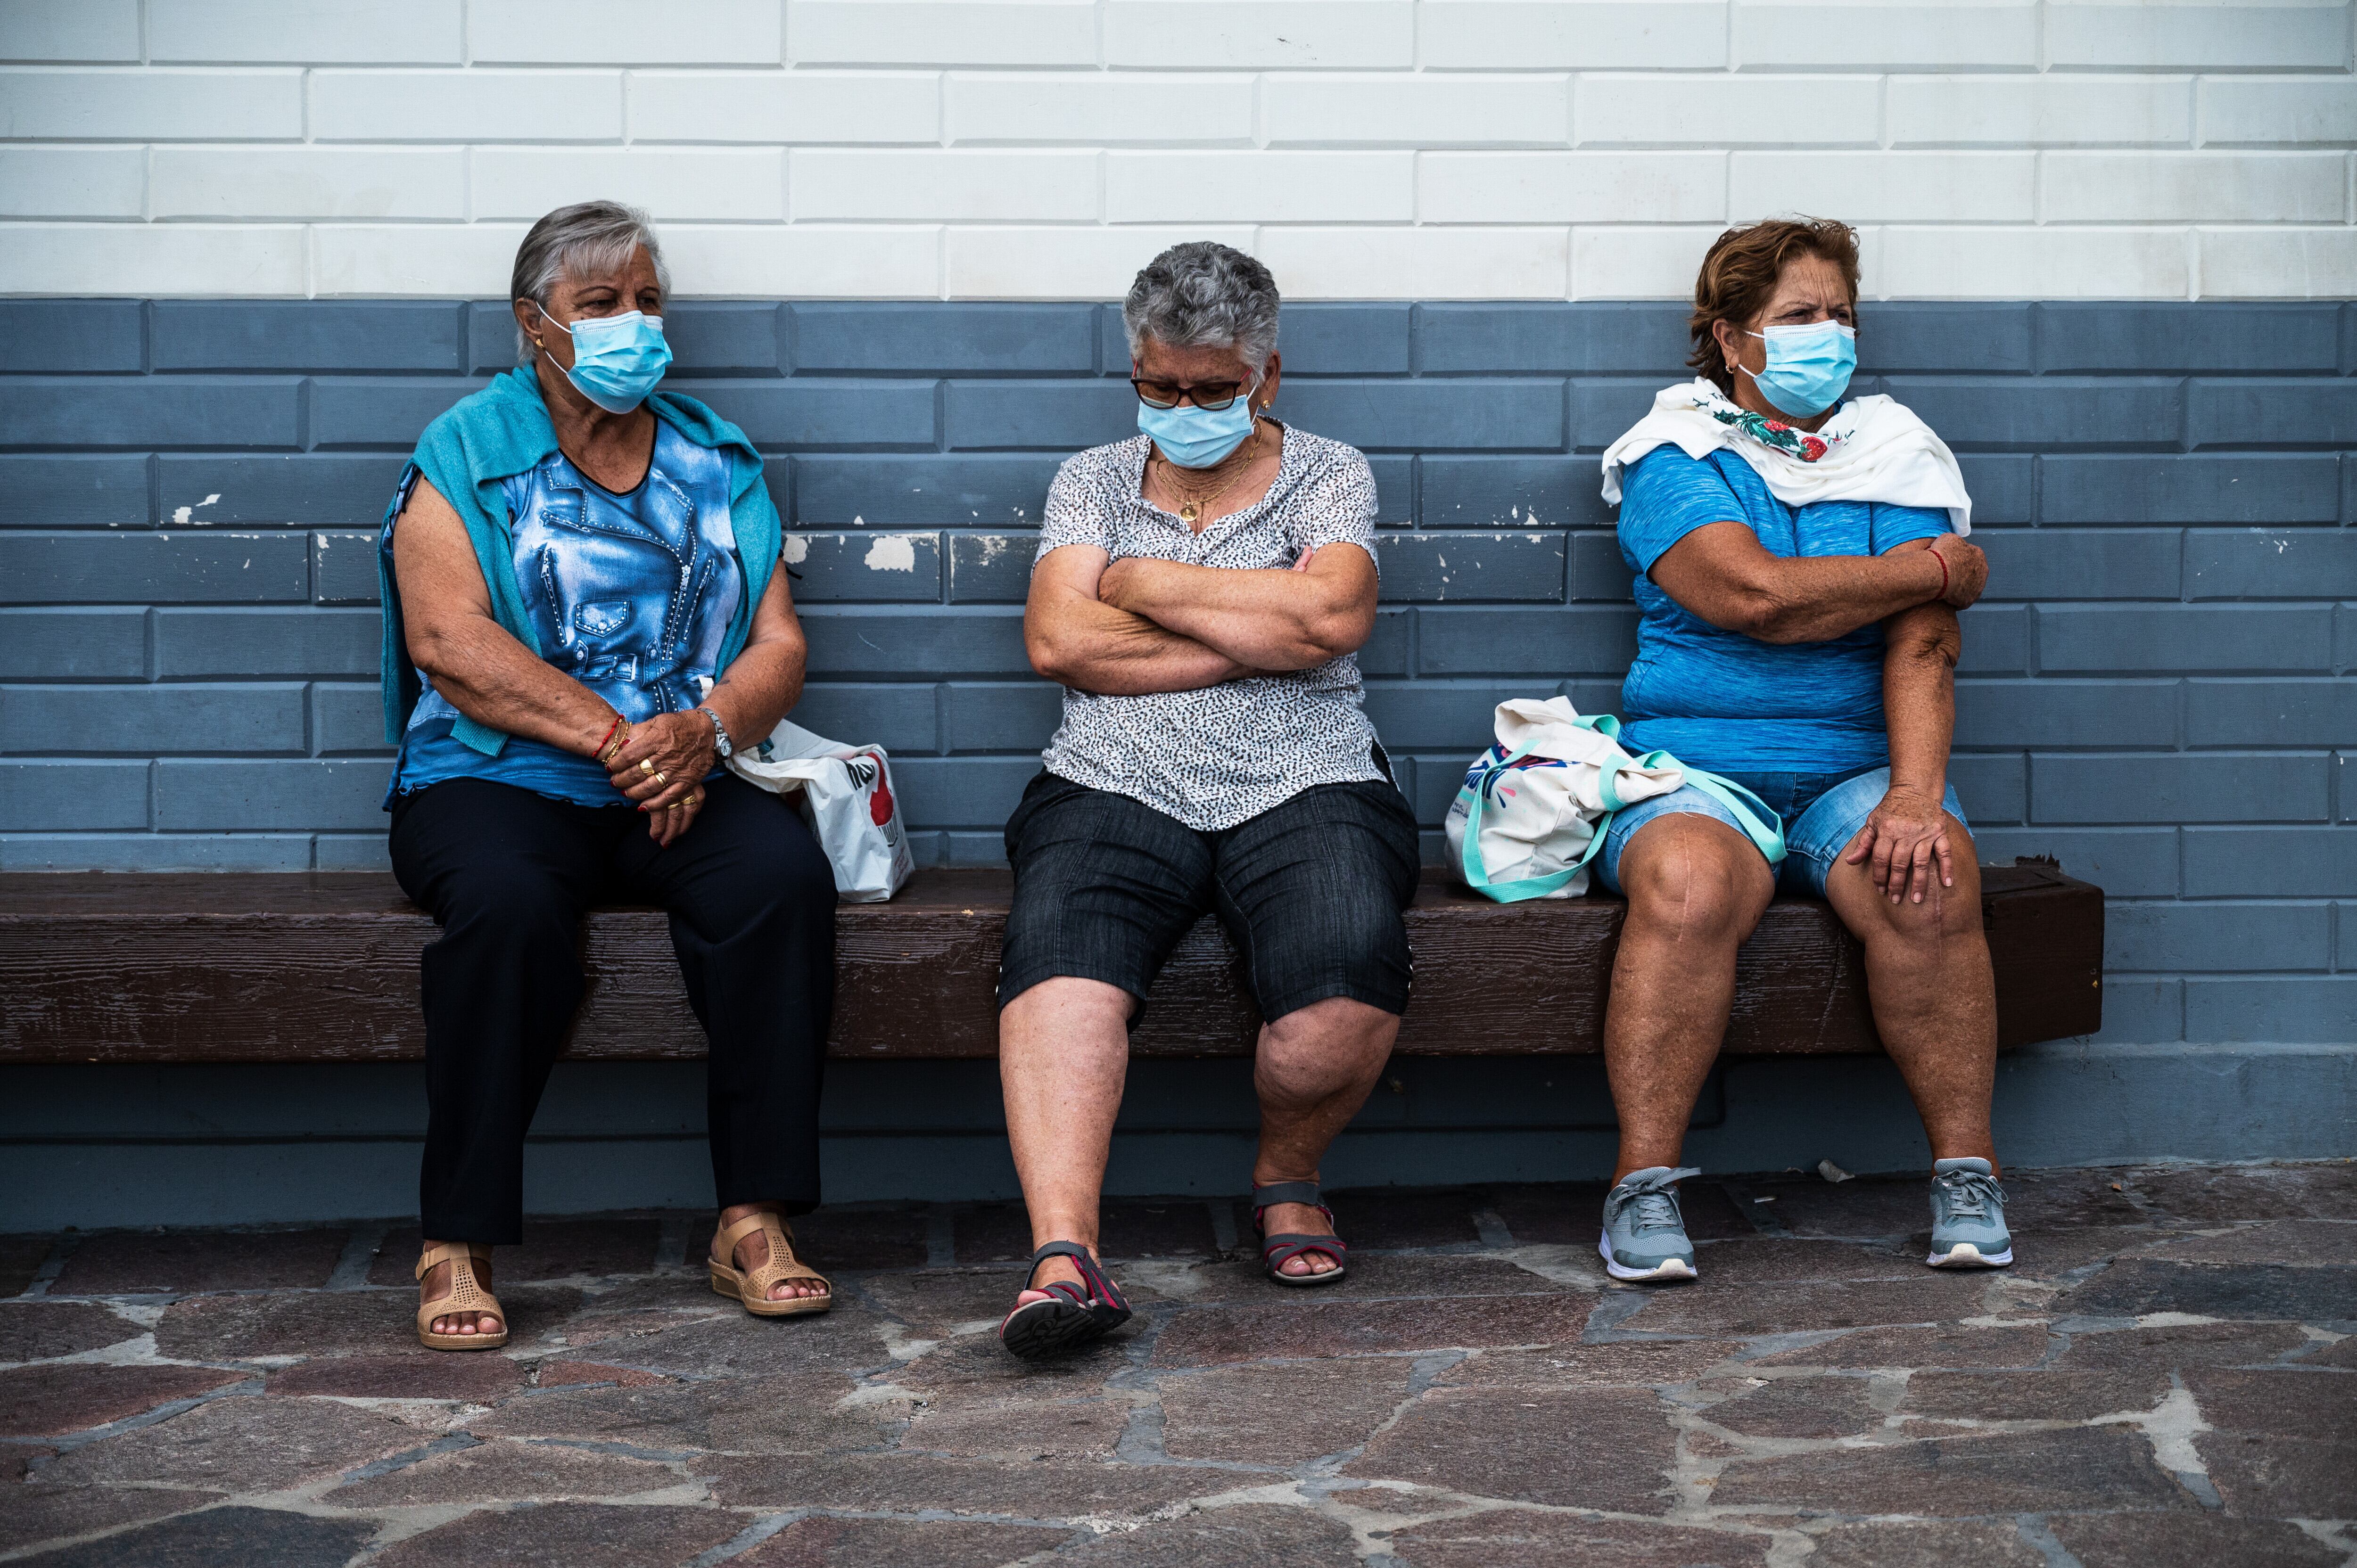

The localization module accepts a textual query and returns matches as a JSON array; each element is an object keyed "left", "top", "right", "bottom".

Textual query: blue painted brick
[
  {"left": 2186, "top": 529, "right": 2357, "bottom": 600},
  {"left": 1971, "top": 826, "right": 2178, "bottom": 897},
  {"left": 948, "top": 530, "right": 1038, "bottom": 604},
  {"left": 314, "top": 834, "right": 391, "bottom": 870},
  {"left": 1569, "top": 378, "right": 1669, "bottom": 452},
  {"left": 1414, "top": 607, "right": 1638, "bottom": 676},
  {"left": 2108, "top": 900, "right": 2330, "bottom": 973},
  {"left": 800, "top": 607, "right": 1032, "bottom": 677},
  {"left": 152, "top": 302, "right": 465, "bottom": 373},
  {"left": 0, "top": 761, "right": 148, "bottom": 830},
  {"left": 940, "top": 682, "right": 1063, "bottom": 755},
  {"left": 0, "top": 455, "right": 150, "bottom": 527},
  {"left": 1, "top": 532, "right": 310, "bottom": 605},
  {"left": 1359, "top": 608, "right": 1410, "bottom": 676},
  {"left": 761, "top": 455, "right": 795, "bottom": 524},
  {"left": 1570, "top": 532, "right": 1634, "bottom": 602},
  {"left": 890, "top": 755, "right": 1039, "bottom": 831},
  {"left": 2037, "top": 455, "right": 2341, "bottom": 524},
  {"left": 1956, "top": 455, "right": 2032, "bottom": 526},
  {"left": 1859, "top": 304, "right": 2033, "bottom": 374},
  {"left": 944, "top": 379, "right": 1131, "bottom": 451},
  {"left": 1361, "top": 680, "right": 1564, "bottom": 752},
  {"left": 1950, "top": 752, "right": 2026, "bottom": 824},
  {"left": 0, "top": 608, "right": 146, "bottom": 679},
  {"left": 1415, "top": 303, "right": 1691, "bottom": 376},
  {"left": 2037, "top": 605, "right": 2333, "bottom": 675},
  {"left": 793, "top": 455, "right": 1062, "bottom": 525},
  {"left": 0, "top": 834, "right": 318, "bottom": 872},
  {"left": 157, "top": 454, "right": 407, "bottom": 527},
  {"left": 1954, "top": 680, "right": 2178, "bottom": 749},
  {"left": 311, "top": 683, "right": 391, "bottom": 756},
  {"left": 0, "top": 684, "right": 305, "bottom": 756},
  {"left": 1279, "top": 304, "right": 1412, "bottom": 375},
  {"left": 2185, "top": 977, "right": 2357, "bottom": 1044},
  {"left": 152, "top": 608, "right": 379, "bottom": 678},
  {"left": 1368, "top": 455, "right": 1413, "bottom": 522},
  {"left": 2036, "top": 752, "right": 2331, "bottom": 824},
  {"left": 1956, "top": 604, "right": 2029, "bottom": 674},
  {"left": 1376, "top": 532, "right": 1566, "bottom": 603},
  {"left": 0, "top": 378, "right": 301, "bottom": 450},
  {"left": 2186, "top": 680, "right": 2357, "bottom": 748},
  {"left": 0, "top": 301, "right": 143, "bottom": 373},
  {"left": 153, "top": 758, "right": 387, "bottom": 831},
  {"left": 781, "top": 531, "right": 943, "bottom": 601},
  {"left": 2342, "top": 902, "right": 2356, "bottom": 970},
  {"left": 465, "top": 301, "right": 519, "bottom": 375},
  {"left": 2345, "top": 751, "right": 2356, "bottom": 824},
  {"left": 930, "top": 831, "right": 994, "bottom": 867},
  {"left": 2085, "top": 978, "right": 2182, "bottom": 1044},
  {"left": 2190, "top": 379, "right": 2357, "bottom": 451},
  {"left": 1094, "top": 304, "right": 1127, "bottom": 374},
  {"left": 1281, "top": 379, "right": 1565, "bottom": 453},
  {"left": 1885, "top": 377, "right": 2183, "bottom": 453},
  {"left": 312, "top": 531, "right": 379, "bottom": 605},
  {"left": 2346, "top": 303, "right": 2357, "bottom": 377},
  {"left": 2183, "top": 827, "right": 2357, "bottom": 897},
  {"left": 1404, "top": 753, "right": 1474, "bottom": 824},
  {"left": 1981, "top": 530, "right": 2180, "bottom": 601},
  {"left": 1418, "top": 455, "right": 1597, "bottom": 528},
  {"left": 660, "top": 303, "right": 786, "bottom": 376},
  {"left": 2036, "top": 302, "right": 2341, "bottom": 375},
  {"left": 308, "top": 377, "right": 489, "bottom": 450},
  {"left": 793, "top": 303, "right": 1097, "bottom": 376},
  {"left": 782, "top": 682, "right": 940, "bottom": 754}
]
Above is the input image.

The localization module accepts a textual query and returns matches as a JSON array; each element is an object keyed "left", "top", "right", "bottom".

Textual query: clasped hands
[{"left": 603, "top": 710, "right": 716, "bottom": 847}]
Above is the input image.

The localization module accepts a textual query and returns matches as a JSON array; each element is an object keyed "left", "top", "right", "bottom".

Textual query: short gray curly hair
[
  {"left": 510, "top": 200, "right": 671, "bottom": 367},
  {"left": 1122, "top": 242, "right": 1279, "bottom": 368}
]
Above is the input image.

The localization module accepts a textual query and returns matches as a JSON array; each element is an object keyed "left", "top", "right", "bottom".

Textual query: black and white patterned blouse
[{"left": 1034, "top": 425, "right": 1387, "bottom": 830}]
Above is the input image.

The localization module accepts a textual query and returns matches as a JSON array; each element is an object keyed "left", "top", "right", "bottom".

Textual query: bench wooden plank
[{"left": 0, "top": 864, "right": 2100, "bottom": 1064}]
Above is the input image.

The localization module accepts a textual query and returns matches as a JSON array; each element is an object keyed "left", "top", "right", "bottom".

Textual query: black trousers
[{"left": 388, "top": 773, "right": 837, "bottom": 1243}]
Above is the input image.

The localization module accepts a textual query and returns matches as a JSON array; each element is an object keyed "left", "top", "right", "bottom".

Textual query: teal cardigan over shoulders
[{"left": 377, "top": 367, "right": 781, "bottom": 754}]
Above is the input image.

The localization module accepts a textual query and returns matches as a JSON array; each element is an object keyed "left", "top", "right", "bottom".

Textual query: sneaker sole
[
  {"left": 1598, "top": 1231, "right": 1698, "bottom": 1283},
  {"left": 1926, "top": 1242, "right": 2013, "bottom": 1269}
]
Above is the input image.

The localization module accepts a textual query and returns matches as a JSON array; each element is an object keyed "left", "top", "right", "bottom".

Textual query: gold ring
[
  {"left": 651, "top": 770, "right": 668, "bottom": 787},
  {"left": 640, "top": 759, "right": 656, "bottom": 775}
]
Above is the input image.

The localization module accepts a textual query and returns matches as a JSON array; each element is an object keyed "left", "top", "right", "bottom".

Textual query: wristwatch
[{"left": 697, "top": 705, "right": 734, "bottom": 760}]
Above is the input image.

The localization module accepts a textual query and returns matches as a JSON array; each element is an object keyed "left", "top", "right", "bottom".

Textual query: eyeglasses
[{"left": 1130, "top": 375, "right": 1254, "bottom": 411}]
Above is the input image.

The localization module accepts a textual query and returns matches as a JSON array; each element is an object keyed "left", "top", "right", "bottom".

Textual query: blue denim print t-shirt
[{"left": 1615, "top": 444, "right": 1952, "bottom": 773}]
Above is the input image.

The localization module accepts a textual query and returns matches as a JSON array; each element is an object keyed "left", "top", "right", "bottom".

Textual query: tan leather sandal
[
  {"left": 414, "top": 1242, "right": 510, "bottom": 1352},
  {"left": 709, "top": 1210, "right": 833, "bottom": 1317}
]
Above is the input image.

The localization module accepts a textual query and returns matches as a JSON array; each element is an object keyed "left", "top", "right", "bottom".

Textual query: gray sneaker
[
  {"left": 1598, "top": 1166, "right": 1702, "bottom": 1282},
  {"left": 1927, "top": 1157, "right": 2013, "bottom": 1268}
]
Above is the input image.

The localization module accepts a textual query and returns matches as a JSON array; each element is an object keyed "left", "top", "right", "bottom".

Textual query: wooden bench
[{"left": 0, "top": 863, "right": 2099, "bottom": 1063}]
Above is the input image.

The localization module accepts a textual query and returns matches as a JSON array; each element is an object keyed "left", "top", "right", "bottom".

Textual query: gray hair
[
  {"left": 1121, "top": 242, "right": 1279, "bottom": 369},
  {"left": 510, "top": 201, "right": 671, "bottom": 366}
]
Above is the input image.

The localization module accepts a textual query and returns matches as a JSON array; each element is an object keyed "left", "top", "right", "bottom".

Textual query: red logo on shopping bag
[{"left": 863, "top": 754, "right": 894, "bottom": 827}]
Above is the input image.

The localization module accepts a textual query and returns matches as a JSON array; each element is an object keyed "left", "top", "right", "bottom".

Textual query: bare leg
[
  {"left": 1824, "top": 815, "right": 2001, "bottom": 1173},
  {"left": 420, "top": 1248, "right": 501, "bottom": 1338},
  {"left": 1603, "top": 816, "right": 1776, "bottom": 1182},
  {"left": 1000, "top": 976, "right": 1134, "bottom": 1305},
  {"left": 1252, "top": 996, "right": 1400, "bottom": 1277},
  {"left": 710, "top": 1204, "right": 831, "bottom": 1302}
]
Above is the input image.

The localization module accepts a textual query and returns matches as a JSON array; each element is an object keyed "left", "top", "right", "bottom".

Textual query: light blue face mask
[
  {"left": 1137, "top": 377, "right": 1260, "bottom": 469},
  {"left": 1746, "top": 320, "right": 1856, "bottom": 419},
  {"left": 536, "top": 304, "right": 673, "bottom": 414}
]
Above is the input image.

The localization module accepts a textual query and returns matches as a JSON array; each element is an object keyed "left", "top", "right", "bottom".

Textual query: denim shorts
[
  {"left": 999, "top": 771, "right": 1422, "bottom": 1022},
  {"left": 1595, "top": 764, "right": 1968, "bottom": 899}
]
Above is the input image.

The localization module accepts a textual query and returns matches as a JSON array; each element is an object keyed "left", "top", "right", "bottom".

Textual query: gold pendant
[{"left": 1180, "top": 503, "right": 1201, "bottom": 523}]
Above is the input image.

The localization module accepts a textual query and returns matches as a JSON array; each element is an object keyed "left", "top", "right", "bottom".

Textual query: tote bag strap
[
  {"left": 1660, "top": 760, "right": 1788, "bottom": 865},
  {"left": 1456, "top": 742, "right": 1603, "bottom": 903}
]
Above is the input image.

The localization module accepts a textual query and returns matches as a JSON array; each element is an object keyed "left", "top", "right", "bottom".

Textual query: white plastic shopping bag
[
  {"left": 722, "top": 714, "right": 915, "bottom": 903},
  {"left": 1443, "top": 697, "right": 1686, "bottom": 901}
]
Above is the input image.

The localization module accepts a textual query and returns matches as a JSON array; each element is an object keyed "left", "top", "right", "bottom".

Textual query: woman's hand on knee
[
  {"left": 1845, "top": 785, "right": 1953, "bottom": 905},
  {"left": 608, "top": 711, "right": 717, "bottom": 844}
]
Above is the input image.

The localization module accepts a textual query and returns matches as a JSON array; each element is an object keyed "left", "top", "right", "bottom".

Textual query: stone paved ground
[{"left": 3, "top": 1161, "right": 2353, "bottom": 1567}]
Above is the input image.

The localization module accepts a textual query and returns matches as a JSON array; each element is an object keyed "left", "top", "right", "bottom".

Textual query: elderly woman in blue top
[
  {"left": 1587, "top": 217, "right": 2009, "bottom": 1282},
  {"left": 379, "top": 202, "right": 836, "bottom": 1351}
]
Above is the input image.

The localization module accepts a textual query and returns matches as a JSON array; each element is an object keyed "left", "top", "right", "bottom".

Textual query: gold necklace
[{"left": 1156, "top": 419, "right": 1267, "bottom": 525}]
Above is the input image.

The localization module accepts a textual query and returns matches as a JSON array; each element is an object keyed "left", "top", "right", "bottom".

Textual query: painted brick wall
[
  {"left": 2, "top": 296, "right": 2352, "bottom": 1047},
  {"left": 3, "top": 0, "right": 2354, "bottom": 300}
]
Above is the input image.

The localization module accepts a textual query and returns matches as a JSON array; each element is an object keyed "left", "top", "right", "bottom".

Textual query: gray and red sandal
[
  {"left": 1253, "top": 1181, "right": 1349, "bottom": 1288},
  {"left": 998, "top": 1240, "right": 1132, "bottom": 1361}
]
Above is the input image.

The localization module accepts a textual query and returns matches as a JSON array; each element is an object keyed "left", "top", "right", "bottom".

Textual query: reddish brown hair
[{"left": 1687, "top": 218, "right": 1861, "bottom": 396}]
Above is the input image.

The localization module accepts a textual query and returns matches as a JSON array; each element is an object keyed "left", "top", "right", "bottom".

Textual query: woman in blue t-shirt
[{"left": 1585, "top": 218, "right": 2012, "bottom": 1285}]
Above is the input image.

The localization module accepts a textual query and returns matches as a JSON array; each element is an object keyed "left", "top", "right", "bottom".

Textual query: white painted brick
[
  {"left": 1106, "top": 152, "right": 1415, "bottom": 222},
  {"left": 1889, "top": 75, "right": 2194, "bottom": 147},
  {"left": 0, "top": 0, "right": 139, "bottom": 61},
  {"left": 945, "top": 225, "right": 1256, "bottom": 297},
  {"left": 149, "top": 0, "right": 462, "bottom": 64},
  {"left": 311, "top": 69, "right": 624, "bottom": 143},
  {"left": 0, "top": 68, "right": 303, "bottom": 140},
  {"left": 1879, "top": 227, "right": 2191, "bottom": 299},
  {"left": 1733, "top": 2, "right": 2037, "bottom": 70},
  {"left": 472, "top": 149, "right": 787, "bottom": 222},
  {"left": 2045, "top": 151, "right": 2349, "bottom": 223},
  {"left": 1420, "top": 152, "right": 1725, "bottom": 222},
  {"left": 11, "top": 223, "right": 307, "bottom": 294},
  {"left": 1576, "top": 74, "right": 1881, "bottom": 147},
  {"left": 633, "top": 70, "right": 940, "bottom": 143},
  {"left": 471, "top": 0, "right": 783, "bottom": 65},
  {"left": 2047, "top": 3, "right": 2353, "bottom": 70},
  {"left": 152, "top": 148, "right": 465, "bottom": 221},
  {"left": 313, "top": 223, "right": 532, "bottom": 296},
  {"left": 0, "top": 149, "right": 145, "bottom": 219},
  {"left": 659, "top": 224, "right": 943, "bottom": 296},
  {"left": 1733, "top": 151, "right": 2036, "bottom": 222},
  {"left": 2200, "top": 226, "right": 2357, "bottom": 296},
  {"left": 1417, "top": 2, "right": 1728, "bottom": 70},
  {"left": 791, "top": 150, "right": 1099, "bottom": 221},
  {"left": 2200, "top": 78, "right": 2357, "bottom": 145},
  {"left": 948, "top": 73, "right": 1255, "bottom": 146},
  {"left": 789, "top": 1, "right": 1096, "bottom": 66},
  {"left": 1104, "top": 2, "right": 1415, "bottom": 68},
  {"left": 1263, "top": 74, "right": 1568, "bottom": 148},
  {"left": 1256, "top": 225, "right": 1569, "bottom": 297},
  {"left": 1569, "top": 224, "right": 1726, "bottom": 297}
]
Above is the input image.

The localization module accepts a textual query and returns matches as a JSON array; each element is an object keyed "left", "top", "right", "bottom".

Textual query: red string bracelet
[
  {"left": 594, "top": 714, "right": 625, "bottom": 760},
  {"left": 1930, "top": 546, "right": 1949, "bottom": 602}
]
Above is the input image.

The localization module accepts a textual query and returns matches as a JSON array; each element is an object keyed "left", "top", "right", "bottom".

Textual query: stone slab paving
[{"left": 2, "top": 1161, "right": 2352, "bottom": 1567}]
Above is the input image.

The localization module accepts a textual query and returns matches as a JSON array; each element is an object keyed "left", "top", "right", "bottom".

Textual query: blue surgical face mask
[
  {"left": 536, "top": 304, "right": 673, "bottom": 414},
  {"left": 1137, "top": 377, "right": 1260, "bottom": 469},
  {"left": 1746, "top": 320, "right": 1856, "bottom": 419}
]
